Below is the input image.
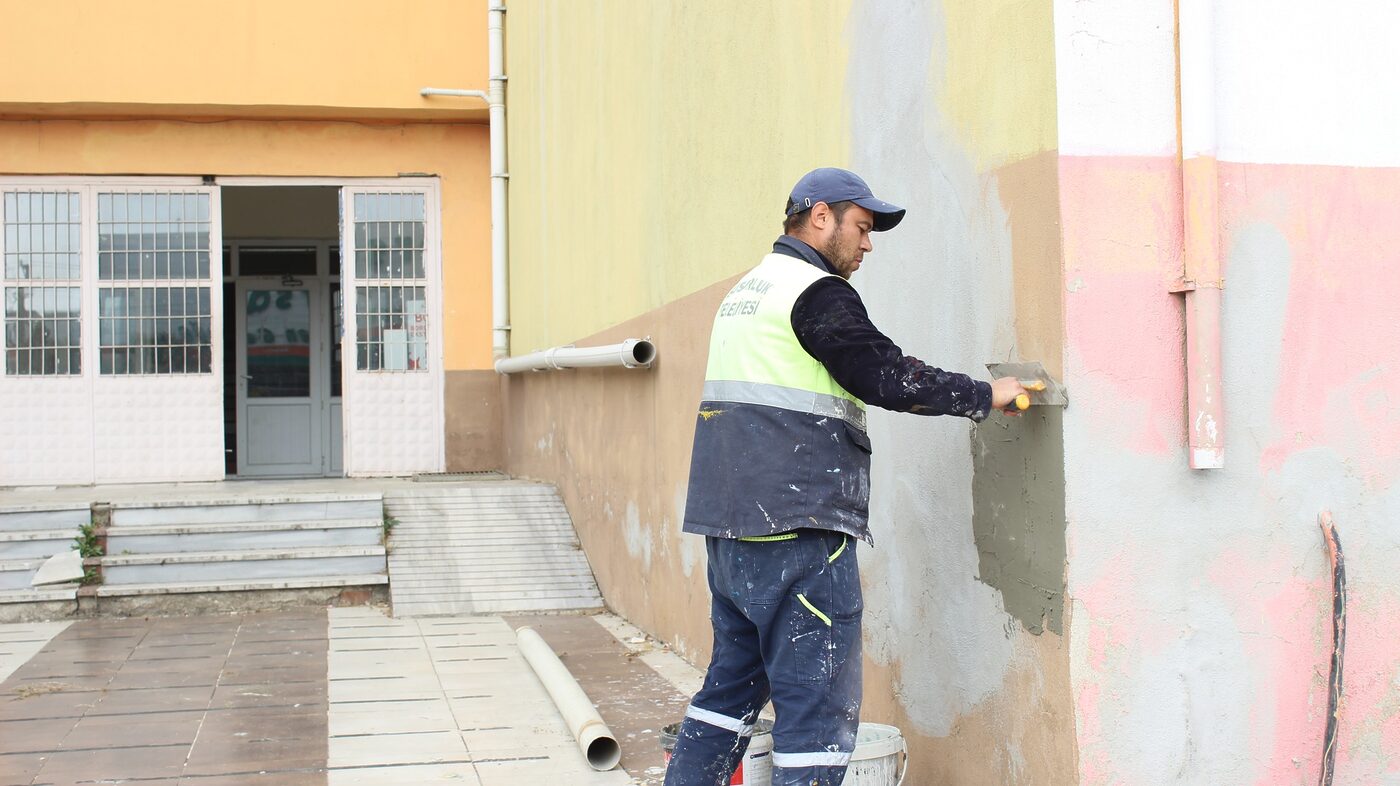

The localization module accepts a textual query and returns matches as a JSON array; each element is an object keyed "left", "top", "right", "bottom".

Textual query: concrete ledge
[
  {"left": 107, "top": 518, "right": 382, "bottom": 535},
  {"left": 94, "top": 573, "right": 388, "bottom": 597},
  {"left": 87, "top": 583, "right": 390, "bottom": 618},
  {"left": 101, "top": 546, "right": 385, "bottom": 566}
]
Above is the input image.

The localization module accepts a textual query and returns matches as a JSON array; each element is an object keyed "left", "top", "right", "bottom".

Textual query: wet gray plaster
[{"left": 971, "top": 407, "right": 1067, "bottom": 635}]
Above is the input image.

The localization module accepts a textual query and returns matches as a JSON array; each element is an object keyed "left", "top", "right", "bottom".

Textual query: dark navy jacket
[{"left": 682, "top": 236, "right": 992, "bottom": 545}]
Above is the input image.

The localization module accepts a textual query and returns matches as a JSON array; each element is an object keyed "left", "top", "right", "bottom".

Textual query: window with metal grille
[
  {"left": 3, "top": 191, "right": 82, "bottom": 376},
  {"left": 96, "top": 192, "right": 213, "bottom": 374},
  {"left": 353, "top": 193, "right": 428, "bottom": 371}
]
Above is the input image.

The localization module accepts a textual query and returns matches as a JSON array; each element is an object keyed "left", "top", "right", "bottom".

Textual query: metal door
[{"left": 236, "top": 280, "right": 323, "bottom": 476}]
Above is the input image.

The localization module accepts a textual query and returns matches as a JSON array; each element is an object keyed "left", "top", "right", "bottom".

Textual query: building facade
[
  {"left": 501, "top": 2, "right": 1400, "bottom": 784},
  {"left": 0, "top": 0, "right": 499, "bottom": 485}
]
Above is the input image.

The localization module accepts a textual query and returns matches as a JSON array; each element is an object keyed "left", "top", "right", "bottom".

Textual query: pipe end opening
[
  {"left": 586, "top": 736, "right": 621, "bottom": 771},
  {"left": 630, "top": 340, "right": 657, "bottom": 367}
]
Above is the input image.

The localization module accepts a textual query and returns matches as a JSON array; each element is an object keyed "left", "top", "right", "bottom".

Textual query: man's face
[{"left": 819, "top": 205, "right": 875, "bottom": 280}]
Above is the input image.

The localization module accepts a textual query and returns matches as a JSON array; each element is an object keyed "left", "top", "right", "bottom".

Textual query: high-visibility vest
[{"left": 682, "top": 253, "right": 875, "bottom": 545}]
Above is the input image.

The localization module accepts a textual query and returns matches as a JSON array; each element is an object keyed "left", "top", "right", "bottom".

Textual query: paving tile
[
  {"left": 471, "top": 753, "right": 634, "bottom": 786},
  {"left": 0, "top": 751, "right": 53, "bottom": 785},
  {"left": 210, "top": 682, "right": 325, "bottom": 710},
  {"left": 0, "top": 689, "right": 103, "bottom": 722},
  {"left": 66, "top": 709, "right": 204, "bottom": 749},
  {"left": 88, "top": 685, "right": 215, "bottom": 716},
  {"left": 32, "top": 743, "right": 191, "bottom": 783},
  {"left": 328, "top": 708, "right": 458, "bottom": 737},
  {"left": 178, "top": 770, "right": 327, "bottom": 785},
  {"left": 327, "top": 762, "right": 481, "bottom": 785},
  {"left": 329, "top": 731, "right": 467, "bottom": 768},
  {"left": 0, "top": 717, "right": 79, "bottom": 754}
]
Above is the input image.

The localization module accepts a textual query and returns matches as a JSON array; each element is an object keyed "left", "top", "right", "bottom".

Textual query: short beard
[{"left": 820, "top": 234, "right": 853, "bottom": 279}]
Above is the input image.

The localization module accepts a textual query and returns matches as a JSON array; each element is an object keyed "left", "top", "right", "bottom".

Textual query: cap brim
[{"left": 854, "top": 197, "right": 906, "bottom": 232}]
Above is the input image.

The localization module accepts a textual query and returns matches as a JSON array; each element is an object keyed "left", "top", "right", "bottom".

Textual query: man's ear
[{"left": 808, "top": 201, "right": 832, "bottom": 231}]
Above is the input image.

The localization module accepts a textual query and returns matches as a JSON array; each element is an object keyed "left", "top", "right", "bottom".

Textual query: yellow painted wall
[
  {"left": 938, "top": 0, "right": 1058, "bottom": 171},
  {"left": 0, "top": 0, "right": 486, "bottom": 119},
  {"left": 505, "top": 0, "right": 854, "bottom": 354},
  {"left": 0, "top": 119, "right": 493, "bottom": 370}
]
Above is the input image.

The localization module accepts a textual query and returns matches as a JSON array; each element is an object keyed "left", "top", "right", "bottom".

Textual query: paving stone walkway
[{"left": 0, "top": 608, "right": 700, "bottom": 786}]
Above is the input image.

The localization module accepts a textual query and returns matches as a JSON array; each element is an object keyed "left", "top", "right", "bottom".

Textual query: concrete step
[
  {"left": 102, "top": 546, "right": 387, "bottom": 585},
  {"left": 93, "top": 574, "right": 388, "bottom": 597},
  {"left": 0, "top": 530, "right": 80, "bottom": 559},
  {"left": 0, "top": 558, "right": 43, "bottom": 590},
  {"left": 0, "top": 504, "right": 89, "bottom": 534},
  {"left": 110, "top": 495, "right": 383, "bottom": 527},
  {"left": 0, "top": 585, "right": 79, "bottom": 604},
  {"left": 106, "top": 519, "right": 383, "bottom": 554}
]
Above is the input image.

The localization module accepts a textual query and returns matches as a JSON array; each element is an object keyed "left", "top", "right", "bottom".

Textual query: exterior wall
[
  {"left": 0, "top": 120, "right": 490, "bottom": 372},
  {"left": 1056, "top": 2, "right": 1400, "bottom": 783},
  {"left": 0, "top": 0, "right": 486, "bottom": 121},
  {"left": 503, "top": 2, "right": 1074, "bottom": 783}
]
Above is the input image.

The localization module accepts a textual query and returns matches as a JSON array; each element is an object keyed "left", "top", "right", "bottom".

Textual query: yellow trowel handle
[{"left": 1011, "top": 380, "right": 1047, "bottom": 411}]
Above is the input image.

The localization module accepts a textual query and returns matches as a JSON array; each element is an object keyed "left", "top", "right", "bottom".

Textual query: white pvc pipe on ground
[
  {"left": 515, "top": 625, "right": 621, "bottom": 771},
  {"left": 494, "top": 338, "right": 657, "bottom": 374}
]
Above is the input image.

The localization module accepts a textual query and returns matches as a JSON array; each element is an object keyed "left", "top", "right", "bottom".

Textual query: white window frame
[{"left": 0, "top": 176, "right": 223, "bottom": 485}]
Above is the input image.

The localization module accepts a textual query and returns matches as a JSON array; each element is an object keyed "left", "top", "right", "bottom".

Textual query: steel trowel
[{"left": 985, "top": 361, "right": 1068, "bottom": 411}]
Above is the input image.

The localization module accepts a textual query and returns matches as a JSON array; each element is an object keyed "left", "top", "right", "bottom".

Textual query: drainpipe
[
  {"left": 420, "top": 2, "right": 510, "bottom": 359},
  {"left": 1173, "top": 0, "right": 1225, "bottom": 469},
  {"left": 494, "top": 338, "right": 657, "bottom": 374}
]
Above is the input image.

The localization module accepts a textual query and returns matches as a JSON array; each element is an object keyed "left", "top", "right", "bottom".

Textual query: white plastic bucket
[
  {"left": 840, "top": 723, "right": 908, "bottom": 786},
  {"left": 662, "top": 720, "right": 904, "bottom": 786},
  {"left": 661, "top": 719, "right": 774, "bottom": 786}
]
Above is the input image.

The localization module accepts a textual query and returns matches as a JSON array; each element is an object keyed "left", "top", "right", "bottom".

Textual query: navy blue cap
[{"left": 785, "top": 167, "right": 906, "bottom": 232}]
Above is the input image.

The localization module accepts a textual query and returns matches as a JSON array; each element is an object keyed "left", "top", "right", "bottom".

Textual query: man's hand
[{"left": 989, "top": 376, "right": 1030, "bottom": 414}]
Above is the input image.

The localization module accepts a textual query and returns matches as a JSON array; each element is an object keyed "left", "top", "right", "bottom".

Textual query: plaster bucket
[
  {"left": 660, "top": 719, "right": 774, "bottom": 786},
  {"left": 839, "top": 723, "right": 908, "bottom": 786}
]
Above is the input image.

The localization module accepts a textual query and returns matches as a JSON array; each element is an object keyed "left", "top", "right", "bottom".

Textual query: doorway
[{"left": 222, "top": 186, "right": 342, "bottom": 477}]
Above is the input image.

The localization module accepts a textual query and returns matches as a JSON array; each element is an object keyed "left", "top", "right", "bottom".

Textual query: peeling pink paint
[
  {"left": 1217, "top": 164, "right": 1400, "bottom": 482},
  {"left": 1207, "top": 545, "right": 1329, "bottom": 784},
  {"left": 1060, "top": 156, "right": 1186, "bottom": 455}
]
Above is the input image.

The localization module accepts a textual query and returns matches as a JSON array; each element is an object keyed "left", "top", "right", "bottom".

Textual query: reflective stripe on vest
[
  {"left": 702, "top": 254, "right": 865, "bottom": 422},
  {"left": 701, "top": 379, "right": 866, "bottom": 432}
]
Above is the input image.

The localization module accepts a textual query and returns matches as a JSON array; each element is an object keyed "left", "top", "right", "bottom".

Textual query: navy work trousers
[{"left": 664, "top": 529, "right": 863, "bottom": 786}]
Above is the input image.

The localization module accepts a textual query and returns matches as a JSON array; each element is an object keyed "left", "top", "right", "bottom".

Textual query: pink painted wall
[{"left": 1056, "top": 4, "right": 1400, "bottom": 780}]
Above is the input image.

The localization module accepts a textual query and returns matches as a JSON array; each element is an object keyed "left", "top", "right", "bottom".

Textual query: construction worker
[{"left": 665, "top": 168, "right": 1028, "bottom": 786}]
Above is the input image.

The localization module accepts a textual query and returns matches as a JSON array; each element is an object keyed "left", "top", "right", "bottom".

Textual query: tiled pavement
[{"left": 0, "top": 608, "right": 702, "bottom": 786}]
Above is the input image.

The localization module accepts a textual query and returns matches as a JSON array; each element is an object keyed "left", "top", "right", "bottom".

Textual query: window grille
[
  {"left": 352, "top": 193, "right": 428, "bottom": 371},
  {"left": 2, "top": 191, "right": 82, "bottom": 376},
  {"left": 96, "top": 192, "right": 213, "bottom": 374}
]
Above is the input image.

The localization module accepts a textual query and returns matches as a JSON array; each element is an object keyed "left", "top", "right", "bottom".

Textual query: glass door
[{"left": 235, "top": 280, "right": 322, "bottom": 476}]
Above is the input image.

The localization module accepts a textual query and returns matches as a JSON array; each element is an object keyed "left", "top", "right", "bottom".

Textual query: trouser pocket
[{"left": 789, "top": 533, "right": 861, "bottom": 685}]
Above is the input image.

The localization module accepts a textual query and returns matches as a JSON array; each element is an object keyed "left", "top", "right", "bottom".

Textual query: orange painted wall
[
  {"left": 0, "top": 118, "right": 492, "bottom": 370},
  {"left": 0, "top": 1, "right": 487, "bottom": 120}
]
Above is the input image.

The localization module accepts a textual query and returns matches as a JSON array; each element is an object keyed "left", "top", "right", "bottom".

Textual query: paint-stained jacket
[{"left": 683, "top": 237, "right": 992, "bottom": 545}]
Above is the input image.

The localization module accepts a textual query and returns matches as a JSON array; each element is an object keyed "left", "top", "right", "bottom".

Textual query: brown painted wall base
[
  {"left": 502, "top": 275, "right": 738, "bottom": 663},
  {"left": 445, "top": 369, "right": 505, "bottom": 472}
]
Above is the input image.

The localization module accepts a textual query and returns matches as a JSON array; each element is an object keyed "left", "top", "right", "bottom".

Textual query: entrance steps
[
  {"left": 0, "top": 492, "right": 387, "bottom": 617},
  {"left": 385, "top": 481, "right": 604, "bottom": 617},
  {"left": 0, "top": 504, "right": 89, "bottom": 604}
]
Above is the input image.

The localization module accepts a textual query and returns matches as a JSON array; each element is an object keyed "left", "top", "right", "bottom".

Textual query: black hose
[{"left": 1318, "top": 512, "right": 1346, "bottom": 786}]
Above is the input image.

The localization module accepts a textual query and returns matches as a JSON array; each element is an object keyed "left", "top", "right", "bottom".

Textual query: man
[{"left": 665, "top": 168, "right": 1028, "bottom": 786}]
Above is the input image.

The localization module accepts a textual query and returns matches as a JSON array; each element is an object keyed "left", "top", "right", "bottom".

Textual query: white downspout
[
  {"left": 487, "top": 3, "right": 510, "bottom": 359},
  {"left": 420, "top": 2, "right": 510, "bottom": 359},
  {"left": 1174, "top": 0, "right": 1225, "bottom": 469}
]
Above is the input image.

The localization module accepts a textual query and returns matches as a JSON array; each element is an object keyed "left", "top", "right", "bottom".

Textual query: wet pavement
[{"left": 0, "top": 608, "right": 699, "bottom": 786}]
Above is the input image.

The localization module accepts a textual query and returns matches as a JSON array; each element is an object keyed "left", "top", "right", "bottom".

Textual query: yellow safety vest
[{"left": 683, "top": 254, "right": 875, "bottom": 544}]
